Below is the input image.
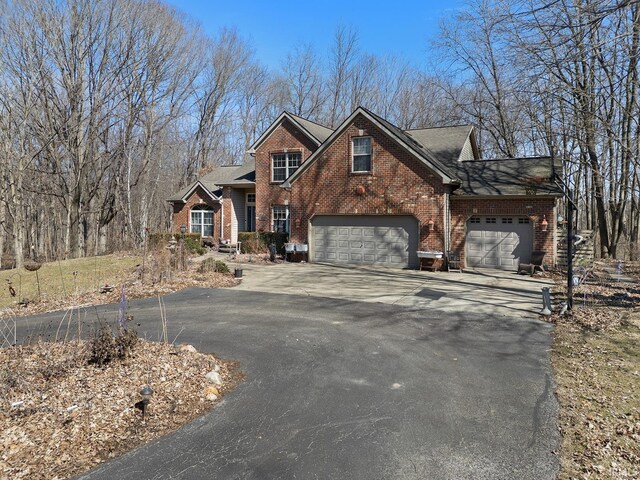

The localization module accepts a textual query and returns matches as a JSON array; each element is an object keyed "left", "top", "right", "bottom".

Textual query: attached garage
[
  {"left": 311, "top": 215, "right": 419, "bottom": 269},
  {"left": 466, "top": 216, "right": 533, "bottom": 270}
]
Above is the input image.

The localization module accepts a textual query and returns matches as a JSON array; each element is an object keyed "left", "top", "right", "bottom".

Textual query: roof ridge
[
  {"left": 405, "top": 124, "right": 474, "bottom": 132},
  {"left": 357, "top": 106, "right": 458, "bottom": 180},
  {"left": 463, "top": 156, "right": 551, "bottom": 162},
  {"left": 287, "top": 112, "right": 333, "bottom": 131}
]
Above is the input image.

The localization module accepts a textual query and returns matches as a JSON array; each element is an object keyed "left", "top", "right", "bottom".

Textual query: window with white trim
[
  {"left": 352, "top": 137, "right": 372, "bottom": 172},
  {"left": 271, "top": 152, "right": 301, "bottom": 182},
  {"left": 190, "top": 205, "right": 214, "bottom": 237},
  {"left": 272, "top": 205, "right": 289, "bottom": 233}
]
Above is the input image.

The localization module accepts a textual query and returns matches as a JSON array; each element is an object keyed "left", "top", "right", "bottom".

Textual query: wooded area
[{"left": 0, "top": 0, "right": 638, "bottom": 266}]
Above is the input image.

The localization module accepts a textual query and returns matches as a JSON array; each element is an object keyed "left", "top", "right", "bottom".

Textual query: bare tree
[
  {"left": 281, "top": 44, "right": 326, "bottom": 119},
  {"left": 327, "top": 25, "right": 359, "bottom": 127}
]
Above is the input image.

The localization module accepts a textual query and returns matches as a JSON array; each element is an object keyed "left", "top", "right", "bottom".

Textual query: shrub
[
  {"left": 148, "top": 233, "right": 174, "bottom": 249},
  {"left": 239, "top": 231, "right": 288, "bottom": 254},
  {"left": 198, "top": 258, "right": 229, "bottom": 274},
  {"left": 148, "top": 232, "right": 204, "bottom": 252},
  {"left": 115, "top": 328, "right": 139, "bottom": 358},
  {"left": 89, "top": 323, "right": 138, "bottom": 366},
  {"left": 238, "top": 232, "right": 266, "bottom": 254},
  {"left": 89, "top": 324, "right": 116, "bottom": 366},
  {"left": 261, "top": 232, "right": 288, "bottom": 253},
  {"left": 183, "top": 235, "right": 206, "bottom": 255}
]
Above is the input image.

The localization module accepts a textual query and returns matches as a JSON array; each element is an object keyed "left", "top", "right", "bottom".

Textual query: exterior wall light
[
  {"left": 541, "top": 215, "right": 548, "bottom": 232},
  {"left": 427, "top": 218, "right": 435, "bottom": 231}
]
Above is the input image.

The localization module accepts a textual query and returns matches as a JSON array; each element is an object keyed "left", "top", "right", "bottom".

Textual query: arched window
[{"left": 190, "top": 205, "right": 214, "bottom": 237}]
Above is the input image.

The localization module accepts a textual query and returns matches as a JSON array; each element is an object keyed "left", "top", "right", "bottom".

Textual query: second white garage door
[
  {"left": 466, "top": 216, "right": 533, "bottom": 270},
  {"left": 311, "top": 215, "right": 419, "bottom": 269}
]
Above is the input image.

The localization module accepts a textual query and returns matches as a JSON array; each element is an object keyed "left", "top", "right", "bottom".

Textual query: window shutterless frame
[
  {"left": 351, "top": 137, "right": 372, "bottom": 173},
  {"left": 272, "top": 205, "right": 290, "bottom": 233},
  {"left": 271, "top": 152, "right": 301, "bottom": 183},
  {"left": 190, "top": 205, "right": 214, "bottom": 236}
]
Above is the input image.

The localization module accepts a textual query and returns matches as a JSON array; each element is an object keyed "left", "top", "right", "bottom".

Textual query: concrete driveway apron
[{"left": 235, "top": 261, "right": 552, "bottom": 317}]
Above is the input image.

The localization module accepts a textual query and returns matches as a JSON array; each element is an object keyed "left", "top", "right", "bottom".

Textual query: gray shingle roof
[
  {"left": 167, "top": 158, "right": 255, "bottom": 202},
  {"left": 406, "top": 125, "right": 474, "bottom": 164},
  {"left": 169, "top": 109, "right": 561, "bottom": 203},
  {"left": 453, "top": 157, "right": 562, "bottom": 196},
  {"left": 361, "top": 108, "right": 459, "bottom": 182},
  {"left": 288, "top": 113, "right": 333, "bottom": 143}
]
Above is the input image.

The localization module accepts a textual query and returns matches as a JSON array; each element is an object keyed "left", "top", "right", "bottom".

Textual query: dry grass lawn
[
  {"left": 549, "top": 262, "right": 640, "bottom": 479},
  {"left": 553, "top": 314, "right": 639, "bottom": 479},
  {"left": 1, "top": 254, "right": 141, "bottom": 310}
]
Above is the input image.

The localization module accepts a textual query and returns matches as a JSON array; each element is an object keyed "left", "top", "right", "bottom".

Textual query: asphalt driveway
[{"left": 16, "top": 264, "right": 558, "bottom": 479}]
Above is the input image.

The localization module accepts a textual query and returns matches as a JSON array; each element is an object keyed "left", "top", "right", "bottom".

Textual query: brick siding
[
  {"left": 450, "top": 197, "right": 557, "bottom": 268},
  {"left": 171, "top": 112, "right": 558, "bottom": 268},
  {"left": 289, "top": 113, "right": 447, "bottom": 252},
  {"left": 254, "top": 119, "right": 319, "bottom": 232},
  {"left": 171, "top": 186, "right": 222, "bottom": 242}
]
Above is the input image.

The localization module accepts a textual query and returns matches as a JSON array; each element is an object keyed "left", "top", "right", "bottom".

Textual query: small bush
[
  {"left": 89, "top": 324, "right": 116, "bottom": 366},
  {"left": 89, "top": 324, "right": 138, "bottom": 366},
  {"left": 115, "top": 328, "right": 138, "bottom": 358},
  {"left": 198, "top": 258, "right": 229, "bottom": 274},
  {"left": 148, "top": 232, "right": 204, "bottom": 252},
  {"left": 183, "top": 235, "right": 206, "bottom": 255},
  {"left": 239, "top": 231, "right": 288, "bottom": 254},
  {"left": 148, "top": 233, "right": 173, "bottom": 249},
  {"left": 238, "top": 232, "right": 266, "bottom": 254}
]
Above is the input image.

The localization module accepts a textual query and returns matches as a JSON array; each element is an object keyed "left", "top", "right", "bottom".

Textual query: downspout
[
  {"left": 219, "top": 197, "right": 224, "bottom": 241},
  {"left": 444, "top": 192, "right": 450, "bottom": 253}
]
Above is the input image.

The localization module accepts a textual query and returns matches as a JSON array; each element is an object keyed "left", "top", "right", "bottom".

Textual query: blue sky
[{"left": 167, "top": 1, "right": 463, "bottom": 70}]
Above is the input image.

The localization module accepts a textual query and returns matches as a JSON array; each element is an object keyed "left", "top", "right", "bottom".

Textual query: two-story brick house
[{"left": 168, "top": 107, "right": 561, "bottom": 270}]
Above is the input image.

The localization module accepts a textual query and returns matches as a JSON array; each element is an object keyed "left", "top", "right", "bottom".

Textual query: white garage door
[
  {"left": 466, "top": 216, "right": 533, "bottom": 270},
  {"left": 311, "top": 215, "right": 419, "bottom": 269}
]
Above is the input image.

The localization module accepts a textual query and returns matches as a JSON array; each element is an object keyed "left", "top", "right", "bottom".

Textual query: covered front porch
[{"left": 222, "top": 185, "right": 256, "bottom": 244}]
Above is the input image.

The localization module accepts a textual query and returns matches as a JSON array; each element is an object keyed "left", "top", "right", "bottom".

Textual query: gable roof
[
  {"left": 288, "top": 113, "right": 333, "bottom": 143},
  {"left": 167, "top": 158, "right": 255, "bottom": 203},
  {"left": 284, "top": 107, "right": 460, "bottom": 186},
  {"left": 247, "top": 112, "right": 333, "bottom": 154},
  {"left": 166, "top": 180, "right": 221, "bottom": 203},
  {"left": 406, "top": 125, "right": 477, "bottom": 163},
  {"left": 453, "top": 157, "right": 562, "bottom": 196}
]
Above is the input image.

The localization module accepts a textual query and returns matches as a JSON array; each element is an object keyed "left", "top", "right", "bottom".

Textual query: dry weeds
[
  {"left": 548, "top": 260, "right": 640, "bottom": 479},
  {"left": 1, "top": 251, "right": 238, "bottom": 319}
]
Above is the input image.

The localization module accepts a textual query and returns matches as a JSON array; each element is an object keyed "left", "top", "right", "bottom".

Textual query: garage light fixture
[
  {"left": 427, "top": 218, "right": 435, "bottom": 231},
  {"left": 540, "top": 215, "right": 548, "bottom": 232}
]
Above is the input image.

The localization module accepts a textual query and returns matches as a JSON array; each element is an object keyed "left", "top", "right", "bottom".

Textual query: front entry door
[{"left": 246, "top": 206, "right": 256, "bottom": 232}]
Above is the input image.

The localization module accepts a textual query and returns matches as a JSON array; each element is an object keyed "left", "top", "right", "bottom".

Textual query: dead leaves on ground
[
  {"left": 549, "top": 260, "right": 640, "bottom": 479},
  {"left": 0, "top": 340, "right": 241, "bottom": 479}
]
